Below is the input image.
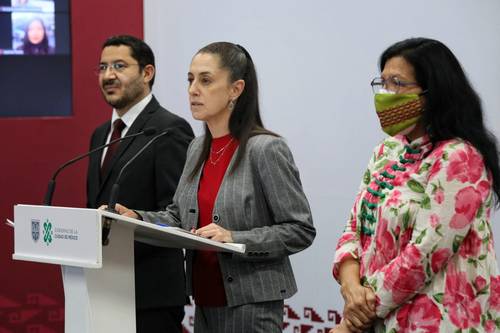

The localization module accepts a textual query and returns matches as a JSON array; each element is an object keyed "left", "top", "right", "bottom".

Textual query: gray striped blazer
[{"left": 139, "top": 134, "right": 316, "bottom": 306}]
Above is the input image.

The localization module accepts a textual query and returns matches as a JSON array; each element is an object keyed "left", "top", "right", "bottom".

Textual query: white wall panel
[{"left": 144, "top": 1, "right": 500, "bottom": 331}]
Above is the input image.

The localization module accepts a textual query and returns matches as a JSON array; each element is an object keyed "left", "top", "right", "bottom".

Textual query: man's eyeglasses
[
  {"left": 370, "top": 76, "right": 419, "bottom": 94},
  {"left": 96, "top": 62, "right": 139, "bottom": 75}
]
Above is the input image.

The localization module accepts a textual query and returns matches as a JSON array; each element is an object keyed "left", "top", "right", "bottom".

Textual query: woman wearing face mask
[
  {"left": 330, "top": 38, "right": 500, "bottom": 333},
  {"left": 114, "top": 42, "right": 316, "bottom": 332}
]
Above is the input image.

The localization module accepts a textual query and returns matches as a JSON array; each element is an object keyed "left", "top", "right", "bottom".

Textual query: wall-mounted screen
[{"left": 0, "top": 0, "right": 71, "bottom": 117}]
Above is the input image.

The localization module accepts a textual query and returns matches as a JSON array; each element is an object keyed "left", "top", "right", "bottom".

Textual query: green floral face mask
[{"left": 374, "top": 93, "right": 424, "bottom": 136}]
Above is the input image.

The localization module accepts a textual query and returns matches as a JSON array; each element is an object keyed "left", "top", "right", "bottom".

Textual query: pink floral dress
[{"left": 333, "top": 134, "right": 500, "bottom": 332}]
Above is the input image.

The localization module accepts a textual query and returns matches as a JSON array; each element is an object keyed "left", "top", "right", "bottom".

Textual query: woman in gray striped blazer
[{"left": 116, "top": 42, "right": 316, "bottom": 332}]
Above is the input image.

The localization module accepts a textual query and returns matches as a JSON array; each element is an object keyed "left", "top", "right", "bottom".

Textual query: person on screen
[
  {"left": 112, "top": 41, "right": 316, "bottom": 332},
  {"left": 13, "top": 0, "right": 29, "bottom": 6},
  {"left": 21, "top": 18, "right": 53, "bottom": 55},
  {"left": 87, "top": 35, "right": 194, "bottom": 333},
  {"left": 330, "top": 37, "right": 500, "bottom": 332}
]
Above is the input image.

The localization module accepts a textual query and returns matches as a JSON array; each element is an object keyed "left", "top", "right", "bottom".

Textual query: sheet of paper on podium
[{"left": 101, "top": 210, "right": 246, "bottom": 254}]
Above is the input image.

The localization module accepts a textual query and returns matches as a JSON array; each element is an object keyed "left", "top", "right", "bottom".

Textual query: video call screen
[{"left": 0, "top": 0, "right": 71, "bottom": 117}]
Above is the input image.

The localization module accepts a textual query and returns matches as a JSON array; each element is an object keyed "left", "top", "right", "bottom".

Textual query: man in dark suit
[{"left": 87, "top": 35, "right": 193, "bottom": 333}]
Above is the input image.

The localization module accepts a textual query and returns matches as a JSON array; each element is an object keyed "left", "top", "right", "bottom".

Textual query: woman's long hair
[
  {"left": 22, "top": 18, "right": 49, "bottom": 55},
  {"left": 380, "top": 37, "right": 500, "bottom": 206},
  {"left": 189, "top": 42, "right": 277, "bottom": 179}
]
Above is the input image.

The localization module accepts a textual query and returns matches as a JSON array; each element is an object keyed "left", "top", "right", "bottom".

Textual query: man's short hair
[{"left": 102, "top": 35, "right": 156, "bottom": 88}]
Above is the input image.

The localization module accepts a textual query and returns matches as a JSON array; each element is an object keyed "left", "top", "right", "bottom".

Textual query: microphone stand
[
  {"left": 43, "top": 129, "right": 155, "bottom": 206},
  {"left": 103, "top": 130, "right": 169, "bottom": 245}
]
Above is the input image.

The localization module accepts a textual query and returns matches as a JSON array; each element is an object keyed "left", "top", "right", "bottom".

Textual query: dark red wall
[{"left": 0, "top": 1, "right": 143, "bottom": 330}]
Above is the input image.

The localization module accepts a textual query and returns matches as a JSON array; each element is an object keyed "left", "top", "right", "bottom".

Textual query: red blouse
[{"left": 192, "top": 134, "right": 238, "bottom": 306}]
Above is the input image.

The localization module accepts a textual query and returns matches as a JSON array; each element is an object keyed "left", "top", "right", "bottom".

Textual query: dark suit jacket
[{"left": 87, "top": 96, "right": 194, "bottom": 308}]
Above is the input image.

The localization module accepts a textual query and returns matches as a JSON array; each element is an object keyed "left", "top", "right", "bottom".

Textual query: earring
[{"left": 228, "top": 100, "right": 235, "bottom": 111}]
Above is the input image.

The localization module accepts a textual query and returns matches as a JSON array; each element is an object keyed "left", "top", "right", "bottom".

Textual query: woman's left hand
[
  {"left": 342, "top": 285, "right": 376, "bottom": 332},
  {"left": 195, "top": 223, "right": 233, "bottom": 242}
]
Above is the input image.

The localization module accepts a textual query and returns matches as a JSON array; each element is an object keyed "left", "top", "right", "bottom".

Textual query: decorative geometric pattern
[
  {"left": 0, "top": 293, "right": 63, "bottom": 332},
  {"left": 181, "top": 303, "right": 342, "bottom": 332},
  {"left": 1, "top": 295, "right": 341, "bottom": 332},
  {"left": 284, "top": 304, "right": 341, "bottom": 333}
]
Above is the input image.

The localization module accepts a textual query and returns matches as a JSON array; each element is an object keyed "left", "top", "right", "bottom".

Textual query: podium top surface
[
  {"left": 12, "top": 205, "right": 245, "bottom": 269},
  {"left": 100, "top": 209, "right": 245, "bottom": 254}
]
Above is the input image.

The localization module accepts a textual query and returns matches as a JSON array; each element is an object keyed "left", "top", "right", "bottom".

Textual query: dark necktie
[{"left": 101, "top": 118, "right": 126, "bottom": 176}]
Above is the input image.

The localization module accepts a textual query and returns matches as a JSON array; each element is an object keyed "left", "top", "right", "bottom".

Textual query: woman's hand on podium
[
  {"left": 99, "top": 203, "right": 140, "bottom": 219},
  {"left": 194, "top": 223, "right": 233, "bottom": 243}
]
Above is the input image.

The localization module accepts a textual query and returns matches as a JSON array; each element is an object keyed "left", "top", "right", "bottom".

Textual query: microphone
[
  {"left": 43, "top": 127, "right": 157, "bottom": 206},
  {"left": 102, "top": 129, "right": 169, "bottom": 245},
  {"left": 107, "top": 129, "right": 169, "bottom": 212}
]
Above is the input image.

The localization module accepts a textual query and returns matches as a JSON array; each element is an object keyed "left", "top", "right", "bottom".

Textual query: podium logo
[
  {"left": 43, "top": 219, "right": 53, "bottom": 246},
  {"left": 31, "top": 219, "right": 40, "bottom": 242}
]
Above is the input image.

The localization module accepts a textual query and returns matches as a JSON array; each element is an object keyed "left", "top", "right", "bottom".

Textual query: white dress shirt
[{"left": 101, "top": 93, "right": 153, "bottom": 165}]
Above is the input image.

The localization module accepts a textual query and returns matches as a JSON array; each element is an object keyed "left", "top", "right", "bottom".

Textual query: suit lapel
[
  {"left": 98, "top": 97, "right": 160, "bottom": 194},
  {"left": 92, "top": 123, "right": 111, "bottom": 185},
  {"left": 184, "top": 138, "right": 240, "bottom": 230},
  {"left": 188, "top": 142, "right": 204, "bottom": 229}
]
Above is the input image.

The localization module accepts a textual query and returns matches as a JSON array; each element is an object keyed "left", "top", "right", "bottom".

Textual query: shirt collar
[
  {"left": 111, "top": 93, "right": 153, "bottom": 129},
  {"left": 395, "top": 133, "right": 434, "bottom": 158}
]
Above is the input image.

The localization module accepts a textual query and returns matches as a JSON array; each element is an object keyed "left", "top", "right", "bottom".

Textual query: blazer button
[
  {"left": 213, "top": 214, "right": 220, "bottom": 223},
  {"left": 227, "top": 276, "right": 233, "bottom": 282}
]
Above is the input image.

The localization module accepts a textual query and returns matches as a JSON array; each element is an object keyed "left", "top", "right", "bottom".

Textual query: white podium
[{"left": 12, "top": 204, "right": 245, "bottom": 333}]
